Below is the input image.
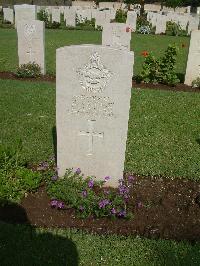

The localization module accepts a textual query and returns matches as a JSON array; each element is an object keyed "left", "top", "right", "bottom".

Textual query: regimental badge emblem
[
  {"left": 77, "top": 52, "right": 112, "bottom": 93},
  {"left": 24, "top": 24, "right": 36, "bottom": 40}
]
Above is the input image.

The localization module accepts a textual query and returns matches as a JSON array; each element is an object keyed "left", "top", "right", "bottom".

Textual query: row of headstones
[
  {"left": 17, "top": 15, "right": 200, "bottom": 85},
  {"left": 147, "top": 11, "right": 200, "bottom": 35},
  {"left": 3, "top": 4, "right": 137, "bottom": 31},
  {"left": 17, "top": 17, "right": 133, "bottom": 75}
]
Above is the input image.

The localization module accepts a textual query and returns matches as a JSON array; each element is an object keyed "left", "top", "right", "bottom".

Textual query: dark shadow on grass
[
  {"left": 196, "top": 138, "right": 200, "bottom": 145},
  {"left": 52, "top": 126, "right": 57, "bottom": 163},
  {"left": 0, "top": 201, "right": 79, "bottom": 266},
  {"left": 176, "top": 73, "right": 185, "bottom": 83}
]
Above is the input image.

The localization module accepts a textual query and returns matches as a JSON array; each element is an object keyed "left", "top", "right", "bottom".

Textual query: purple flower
[
  {"left": 118, "top": 210, "right": 126, "bottom": 218},
  {"left": 75, "top": 168, "right": 81, "bottom": 175},
  {"left": 88, "top": 179, "right": 94, "bottom": 188},
  {"left": 104, "top": 176, "right": 111, "bottom": 181},
  {"left": 57, "top": 201, "right": 65, "bottom": 209},
  {"left": 118, "top": 184, "right": 129, "bottom": 196},
  {"left": 111, "top": 208, "right": 117, "bottom": 215},
  {"left": 37, "top": 161, "right": 49, "bottom": 171},
  {"left": 50, "top": 199, "right": 58, "bottom": 208},
  {"left": 51, "top": 175, "right": 58, "bottom": 181},
  {"left": 99, "top": 199, "right": 110, "bottom": 209},
  {"left": 79, "top": 206, "right": 84, "bottom": 212},
  {"left": 128, "top": 175, "right": 136, "bottom": 183},
  {"left": 81, "top": 190, "right": 87, "bottom": 197}
]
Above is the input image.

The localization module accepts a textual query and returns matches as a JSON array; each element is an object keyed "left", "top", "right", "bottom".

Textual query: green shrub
[
  {"left": 37, "top": 9, "right": 49, "bottom": 27},
  {"left": 16, "top": 62, "right": 41, "bottom": 78},
  {"left": 166, "top": 21, "right": 187, "bottom": 37},
  {"left": 0, "top": 143, "right": 42, "bottom": 205},
  {"left": 140, "top": 44, "right": 180, "bottom": 86},
  {"left": 49, "top": 21, "right": 61, "bottom": 29},
  {"left": 47, "top": 168, "right": 135, "bottom": 219},
  {"left": 136, "top": 15, "right": 154, "bottom": 34},
  {"left": 115, "top": 9, "right": 127, "bottom": 23},
  {"left": 76, "top": 18, "right": 95, "bottom": 29},
  {"left": 192, "top": 77, "right": 200, "bottom": 89}
]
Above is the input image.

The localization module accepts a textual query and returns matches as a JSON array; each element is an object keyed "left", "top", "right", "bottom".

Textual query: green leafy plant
[
  {"left": 0, "top": 143, "right": 42, "bottom": 205},
  {"left": 136, "top": 15, "right": 155, "bottom": 34},
  {"left": 166, "top": 21, "right": 187, "bottom": 37},
  {"left": 76, "top": 18, "right": 95, "bottom": 29},
  {"left": 192, "top": 77, "right": 200, "bottom": 89},
  {"left": 115, "top": 9, "right": 127, "bottom": 23},
  {"left": 140, "top": 44, "right": 180, "bottom": 86},
  {"left": 47, "top": 168, "right": 135, "bottom": 219},
  {"left": 37, "top": 9, "right": 50, "bottom": 27},
  {"left": 16, "top": 62, "right": 41, "bottom": 78}
]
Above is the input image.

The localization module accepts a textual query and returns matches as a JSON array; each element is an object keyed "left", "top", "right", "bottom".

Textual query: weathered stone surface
[
  {"left": 56, "top": 45, "right": 134, "bottom": 187},
  {"left": 17, "top": 20, "right": 45, "bottom": 74},
  {"left": 64, "top": 9, "right": 76, "bottom": 27},
  {"left": 76, "top": 9, "right": 92, "bottom": 22},
  {"left": 188, "top": 17, "right": 199, "bottom": 34},
  {"left": 126, "top": 11, "right": 137, "bottom": 32},
  {"left": 14, "top": 4, "right": 36, "bottom": 28},
  {"left": 52, "top": 8, "right": 61, "bottom": 23},
  {"left": 155, "top": 15, "right": 167, "bottom": 34},
  {"left": 3, "top": 7, "right": 14, "bottom": 24},
  {"left": 185, "top": 30, "right": 200, "bottom": 85},
  {"left": 95, "top": 10, "right": 111, "bottom": 28},
  {"left": 102, "top": 23, "right": 131, "bottom": 50}
]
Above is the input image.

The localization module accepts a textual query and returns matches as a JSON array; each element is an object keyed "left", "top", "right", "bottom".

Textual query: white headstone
[
  {"left": 102, "top": 23, "right": 131, "bottom": 50},
  {"left": 14, "top": 4, "right": 36, "bottom": 28},
  {"left": 126, "top": 11, "right": 137, "bottom": 32},
  {"left": 3, "top": 8, "right": 14, "bottom": 24},
  {"left": 64, "top": 9, "right": 76, "bottom": 27},
  {"left": 155, "top": 15, "right": 167, "bottom": 34},
  {"left": 76, "top": 9, "right": 92, "bottom": 23},
  {"left": 17, "top": 20, "right": 45, "bottom": 74},
  {"left": 188, "top": 17, "right": 199, "bottom": 34},
  {"left": 95, "top": 11, "right": 111, "bottom": 28},
  {"left": 52, "top": 8, "right": 60, "bottom": 23},
  {"left": 56, "top": 45, "right": 134, "bottom": 187},
  {"left": 185, "top": 30, "right": 200, "bottom": 85}
]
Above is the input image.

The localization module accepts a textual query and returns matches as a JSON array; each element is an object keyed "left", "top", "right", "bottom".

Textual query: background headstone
[
  {"left": 102, "top": 23, "right": 131, "bottom": 50},
  {"left": 126, "top": 11, "right": 137, "bottom": 32},
  {"left": 185, "top": 30, "right": 200, "bottom": 85},
  {"left": 56, "top": 45, "right": 134, "bottom": 187},
  {"left": 14, "top": 4, "right": 36, "bottom": 28},
  {"left": 17, "top": 20, "right": 45, "bottom": 74},
  {"left": 52, "top": 8, "right": 61, "bottom": 23},
  {"left": 64, "top": 9, "right": 76, "bottom": 27},
  {"left": 3, "top": 7, "right": 14, "bottom": 24}
]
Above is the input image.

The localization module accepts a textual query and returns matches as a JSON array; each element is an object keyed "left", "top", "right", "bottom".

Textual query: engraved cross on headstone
[
  {"left": 26, "top": 47, "right": 35, "bottom": 62},
  {"left": 78, "top": 120, "right": 104, "bottom": 156}
]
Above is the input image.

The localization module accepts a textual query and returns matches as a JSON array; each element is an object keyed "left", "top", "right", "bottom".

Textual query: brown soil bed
[
  {"left": 0, "top": 71, "right": 200, "bottom": 93},
  {"left": 1, "top": 175, "right": 200, "bottom": 242}
]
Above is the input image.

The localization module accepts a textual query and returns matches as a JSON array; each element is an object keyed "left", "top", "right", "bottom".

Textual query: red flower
[
  {"left": 126, "top": 27, "right": 130, "bottom": 32},
  {"left": 141, "top": 50, "right": 149, "bottom": 57}
]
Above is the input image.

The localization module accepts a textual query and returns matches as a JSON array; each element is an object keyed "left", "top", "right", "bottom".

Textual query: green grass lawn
[
  {"left": 0, "top": 28, "right": 190, "bottom": 77},
  {"left": 0, "top": 79, "right": 199, "bottom": 180},
  {"left": 1, "top": 222, "right": 200, "bottom": 266}
]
